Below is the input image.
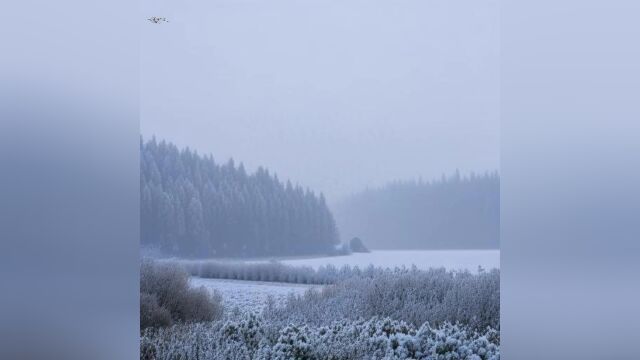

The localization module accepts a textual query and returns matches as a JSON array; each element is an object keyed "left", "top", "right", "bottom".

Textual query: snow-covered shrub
[
  {"left": 140, "top": 260, "right": 223, "bottom": 329},
  {"left": 178, "top": 258, "right": 499, "bottom": 296},
  {"left": 414, "top": 322, "right": 500, "bottom": 360},
  {"left": 264, "top": 267, "right": 500, "bottom": 331},
  {"left": 272, "top": 325, "right": 313, "bottom": 359},
  {"left": 140, "top": 292, "right": 172, "bottom": 329},
  {"left": 179, "top": 259, "right": 392, "bottom": 285},
  {"left": 182, "top": 259, "right": 331, "bottom": 284},
  {"left": 140, "top": 315, "right": 499, "bottom": 360}
]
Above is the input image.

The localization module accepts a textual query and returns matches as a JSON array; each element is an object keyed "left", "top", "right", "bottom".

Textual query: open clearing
[{"left": 190, "top": 277, "right": 318, "bottom": 312}]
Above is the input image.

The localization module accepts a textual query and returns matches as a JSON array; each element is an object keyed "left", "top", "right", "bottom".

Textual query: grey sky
[{"left": 141, "top": 0, "right": 499, "bottom": 202}]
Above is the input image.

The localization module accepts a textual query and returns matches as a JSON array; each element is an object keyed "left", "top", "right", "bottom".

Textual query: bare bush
[
  {"left": 140, "top": 260, "right": 223, "bottom": 329},
  {"left": 140, "top": 292, "right": 172, "bottom": 329}
]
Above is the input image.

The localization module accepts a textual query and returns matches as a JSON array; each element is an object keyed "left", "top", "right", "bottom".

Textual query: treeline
[
  {"left": 141, "top": 137, "right": 339, "bottom": 258},
  {"left": 334, "top": 171, "right": 500, "bottom": 249},
  {"left": 182, "top": 260, "right": 343, "bottom": 285},
  {"left": 180, "top": 259, "right": 494, "bottom": 286}
]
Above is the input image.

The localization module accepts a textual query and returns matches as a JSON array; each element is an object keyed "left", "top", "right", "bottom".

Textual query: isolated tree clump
[{"left": 349, "top": 237, "right": 370, "bottom": 253}]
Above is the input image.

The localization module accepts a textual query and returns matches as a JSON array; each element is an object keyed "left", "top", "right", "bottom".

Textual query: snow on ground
[
  {"left": 191, "top": 277, "right": 319, "bottom": 312},
  {"left": 265, "top": 250, "right": 500, "bottom": 272},
  {"left": 188, "top": 250, "right": 498, "bottom": 311}
]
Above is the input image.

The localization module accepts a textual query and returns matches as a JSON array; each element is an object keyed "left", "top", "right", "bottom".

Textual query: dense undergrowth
[
  {"left": 141, "top": 260, "right": 500, "bottom": 359},
  {"left": 264, "top": 267, "right": 499, "bottom": 331},
  {"left": 141, "top": 315, "right": 499, "bottom": 360}
]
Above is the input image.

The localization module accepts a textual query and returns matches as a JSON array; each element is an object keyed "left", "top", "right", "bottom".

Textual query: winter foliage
[
  {"left": 190, "top": 277, "right": 316, "bottom": 313},
  {"left": 335, "top": 171, "right": 499, "bottom": 249},
  {"left": 169, "top": 259, "right": 499, "bottom": 330},
  {"left": 140, "top": 261, "right": 223, "bottom": 329},
  {"left": 141, "top": 314, "right": 499, "bottom": 360},
  {"left": 181, "top": 260, "right": 391, "bottom": 285},
  {"left": 264, "top": 267, "right": 500, "bottom": 331},
  {"left": 141, "top": 137, "right": 340, "bottom": 257},
  {"left": 141, "top": 264, "right": 500, "bottom": 360}
]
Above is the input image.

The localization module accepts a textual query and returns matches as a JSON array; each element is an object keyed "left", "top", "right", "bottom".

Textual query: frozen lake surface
[
  {"left": 270, "top": 250, "right": 500, "bottom": 272},
  {"left": 190, "top": 277, "right": 318, "bottom": 312}
]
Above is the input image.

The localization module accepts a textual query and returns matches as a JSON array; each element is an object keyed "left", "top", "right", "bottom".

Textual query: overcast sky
[{"left": 141, "top": 0, "right": 499, "bottom": 202}]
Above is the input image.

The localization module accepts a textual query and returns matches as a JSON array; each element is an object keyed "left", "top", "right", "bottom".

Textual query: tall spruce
[{"left": 141, "top": 137, "right": 340, "bottom": 257}]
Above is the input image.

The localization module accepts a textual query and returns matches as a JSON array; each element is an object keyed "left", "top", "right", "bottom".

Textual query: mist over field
[
  {"left": 140, "top": 0, "right": 500, "bottom": 359},
  {"left": 334, "top": 172, "right": 500, "bottom": 250},
  {"left": 142, "top": 0, "right": 499, "bottom": 201}
]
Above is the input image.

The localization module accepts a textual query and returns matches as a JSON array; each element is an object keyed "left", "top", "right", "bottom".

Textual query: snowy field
[
  {"left": 190, "top": 277, "right": 318, "bottom": 312},
  {"left": 188, "top": 250, "right": 498, "bottom": 310},
  {"left": 263, "top": 250, "right": 500, "bottom": 272}
]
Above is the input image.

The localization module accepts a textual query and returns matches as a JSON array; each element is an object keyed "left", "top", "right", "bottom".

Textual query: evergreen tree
[{"left": 140, "top": 136, "right": 340, "bottom": 257}]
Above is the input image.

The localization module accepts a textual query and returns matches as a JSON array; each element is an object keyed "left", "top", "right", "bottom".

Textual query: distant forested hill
[
  {"left": 141, "top": 137, "right": 339, "bottom": 258},
  {"left": 333, "top": 172, "right": 499, "bottom": 250}
]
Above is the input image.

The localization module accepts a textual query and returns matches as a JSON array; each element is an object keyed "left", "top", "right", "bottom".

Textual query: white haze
[{"left": 141, "top": 0, "right": 499, "bottom": 201}]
